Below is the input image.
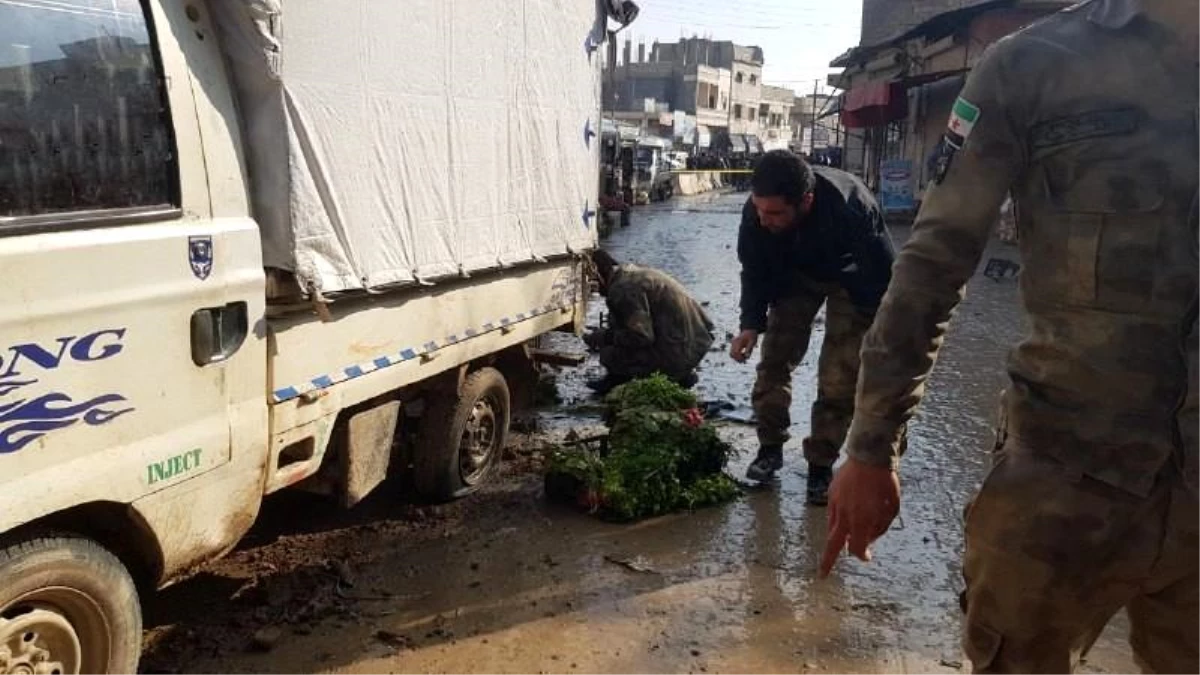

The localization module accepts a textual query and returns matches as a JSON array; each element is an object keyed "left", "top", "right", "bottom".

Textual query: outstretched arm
[{"left": 822, "top": 39, "right": 1028, "bottom": 576}]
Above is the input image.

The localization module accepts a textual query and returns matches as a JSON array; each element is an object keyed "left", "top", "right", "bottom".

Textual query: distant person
[
  {"left": 730, "top": 149, "right": 900, "bottom": 505},
  {"left": 585, "top": 250, "right": 714, "bottom": 395}
]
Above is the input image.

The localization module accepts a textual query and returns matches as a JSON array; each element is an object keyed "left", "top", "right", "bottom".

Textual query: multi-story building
[
  {"left": 788, "top": 93, "right": 838, "bottom": 156},
  {"left": 758, "top": 85, "right": 795, "bottom": 150},
  {"left": 603, "top": 37, "right": 791, "bottom": 151}
]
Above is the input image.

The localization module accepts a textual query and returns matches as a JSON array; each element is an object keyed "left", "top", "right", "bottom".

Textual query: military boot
[
  {"left": 806, "top": 464, "right": 833, "bottom": 506},
  {"left": 746, "top": 444, "right": 784, "bottom": 482}
]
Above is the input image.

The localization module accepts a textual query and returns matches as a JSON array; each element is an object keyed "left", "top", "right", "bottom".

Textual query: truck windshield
[{"left": 0, "top": 0, "right": 177, "bottom": 221}]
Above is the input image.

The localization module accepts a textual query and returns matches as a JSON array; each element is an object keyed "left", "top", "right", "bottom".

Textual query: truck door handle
[{"left": 190, "top": 301, "right": 249, "bottom": 366}]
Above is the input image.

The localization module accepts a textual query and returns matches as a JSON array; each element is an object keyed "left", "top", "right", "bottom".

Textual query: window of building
[
  {"left": 759, "top": 104, "right": 770, "bottom": 119},
  {"left": 0, "top": 0, "right": 178, "bottom": 222},
  {"left": 735, "top": 72, "right": 743, "bottom": 84},
  {"left": 733, "top": 104, "right": 743, "bottom": 120},
  {"left": 748, "top": 108, "right": 756, "bottom": 121},
  {"left": 749, "top": 74, "right": 757, "bottom": 85}
]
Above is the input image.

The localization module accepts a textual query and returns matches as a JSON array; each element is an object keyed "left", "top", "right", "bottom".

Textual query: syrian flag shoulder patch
[{"left": 945, "top": 96, "right": 981, "bottom": 149}]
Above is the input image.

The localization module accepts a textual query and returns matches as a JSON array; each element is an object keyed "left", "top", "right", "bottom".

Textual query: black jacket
[{"left": 737, "top": 166, "right": 896, "bottom": 332}]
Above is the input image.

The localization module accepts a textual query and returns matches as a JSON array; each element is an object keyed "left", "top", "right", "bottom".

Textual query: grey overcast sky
[{"left": 622, "top": 0, "right": 863, "bottom": 97}]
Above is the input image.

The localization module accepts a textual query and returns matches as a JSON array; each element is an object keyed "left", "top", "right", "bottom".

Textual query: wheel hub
[
  {"left": 0, "top": 607, "right": 77, "bottom": 675},
  {"left": 459, "top": 397, "right": 498, "bottom": 484}
]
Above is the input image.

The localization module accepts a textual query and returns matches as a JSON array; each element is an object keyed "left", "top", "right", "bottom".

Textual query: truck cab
[{"left": 0, "top": 1, "right": 628, "bottom": 671}]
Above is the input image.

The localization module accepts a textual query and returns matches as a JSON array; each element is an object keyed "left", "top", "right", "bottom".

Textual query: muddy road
[{"left": 141, "top": 191, "right": 1134, "bottom": 673}]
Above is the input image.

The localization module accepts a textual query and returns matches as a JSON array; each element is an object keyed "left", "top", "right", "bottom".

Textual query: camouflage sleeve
[
  {"left": 845, "top": 40, "right": 1028, "bottom": 468},
  {"left": 608, "top": 285, "right": 656, "bottom": 349}
]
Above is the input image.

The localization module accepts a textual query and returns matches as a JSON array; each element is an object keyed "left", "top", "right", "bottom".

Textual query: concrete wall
[
  {"left": 620, "top": 77, "right": 675, "bottom": 109},
  {"left": 672, "top": 171, "right": 725, "bottom": 196},
  {"left": 761, "top": 85, "right": 795, "bottom": 105},
  {"left": 651, "top": 38, "right": 762, "bottom": 70}
]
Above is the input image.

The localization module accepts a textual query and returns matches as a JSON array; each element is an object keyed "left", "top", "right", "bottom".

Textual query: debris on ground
[
  {"left": 374, "top": 630, "right": 409, "bottom": 649},
  {"left": 603, "top": 554, "right": 659, "bottom": 574},
  {"left": 543, "top": 374, "right": 741, "bottom": 521},
  {"left": 940, "top": 658, "right": 964, "bottom": 669},
  {"left": 251, "top": 625, "right": 283, "bottom": 652},
  {"left": 696, "top": 399, "right": 745, "bottom": 423}
]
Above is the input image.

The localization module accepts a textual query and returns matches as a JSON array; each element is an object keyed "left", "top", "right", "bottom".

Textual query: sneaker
[
  {"left": 746, "top": 445, "right": 783, "bottom": 482},
  {"left": 806, "top": 464, "right": 834, "bottom": 506}
]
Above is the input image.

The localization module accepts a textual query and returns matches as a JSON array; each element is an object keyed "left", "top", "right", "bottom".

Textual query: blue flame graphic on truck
[
  {"left": 0, "top": 379, "right": 133, "bottom": 454},
  {"left": 0, "top": 328, "right": 134, "bottom": 454}
]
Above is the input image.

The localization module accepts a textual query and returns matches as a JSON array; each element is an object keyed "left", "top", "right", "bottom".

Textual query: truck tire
[
  {"left": 414, "top": 367, "right": 510, "bottom": 502},
  {"left": 0, "top": 536, "right": 141, "bottom": 674}
]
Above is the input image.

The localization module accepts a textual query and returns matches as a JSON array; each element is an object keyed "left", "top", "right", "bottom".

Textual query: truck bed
[{"left": 211, "top": 0, "right": 606, "bottom": 297}]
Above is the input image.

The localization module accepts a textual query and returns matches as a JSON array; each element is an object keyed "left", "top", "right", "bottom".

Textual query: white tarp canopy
[{"left": 212, "top": 0, "right": 615, "bottom": 294}]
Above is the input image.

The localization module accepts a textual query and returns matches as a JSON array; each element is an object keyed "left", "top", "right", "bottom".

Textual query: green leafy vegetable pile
[{"left": 545, "top": 374, "right": 741, "bottom": 521}]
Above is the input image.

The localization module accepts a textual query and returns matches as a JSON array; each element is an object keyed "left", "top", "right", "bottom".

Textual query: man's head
[
  {"left": 590, "top": 249, "right": 619, "bottom": 294},
  {"left": 750, "top": 149, "right": 816, "bottom": 233}
]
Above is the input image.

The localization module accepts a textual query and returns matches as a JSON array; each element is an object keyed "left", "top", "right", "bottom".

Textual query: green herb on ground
[{"left": 544, "top": 374, "right": 741, "bottom": 521}]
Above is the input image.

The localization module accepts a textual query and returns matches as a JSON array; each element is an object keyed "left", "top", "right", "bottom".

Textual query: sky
[{"left": 622, "top": 0, "right": 864, "bottom": 97}]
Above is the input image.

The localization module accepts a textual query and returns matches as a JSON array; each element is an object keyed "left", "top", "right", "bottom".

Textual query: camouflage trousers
[
  {"left": 961, "top": 436, "right": 1198, "bottom": 673},
  {"left": 751, "top": 279, "right": 874, "bottom": 467},
  {"left": 599, "top": 345, "right": 698, "bottom": 384}
]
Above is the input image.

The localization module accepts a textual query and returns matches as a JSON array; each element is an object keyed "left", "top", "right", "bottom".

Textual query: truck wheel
[
  {"left": 414, "top": 367, "right": 510, "bottom": 502},
  {"left": 0, "top": 536, "right": 141, "bottom": 674}
]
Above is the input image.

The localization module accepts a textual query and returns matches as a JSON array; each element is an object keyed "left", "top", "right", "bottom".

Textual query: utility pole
[
  {"left": 834, "top": 109, "right": 842, "bottom": 161},
  {"left": 606, "top": 31, "right": 619, "bottom": 193},
  {"left": 809, "top": 78, "right": 819, "bottom": 159}
]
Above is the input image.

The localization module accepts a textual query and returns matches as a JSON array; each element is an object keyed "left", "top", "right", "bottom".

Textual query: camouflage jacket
[
  {"left": 845, "top": 0, "right": 1199, "bottom": 496},
  {"left": 605, "top": 264, "right": 715, "bottom": 373}
]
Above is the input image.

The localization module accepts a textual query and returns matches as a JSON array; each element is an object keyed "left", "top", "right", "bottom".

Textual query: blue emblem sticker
[{"left": 188, "top": 235, "right": 214, "bottom": 280}]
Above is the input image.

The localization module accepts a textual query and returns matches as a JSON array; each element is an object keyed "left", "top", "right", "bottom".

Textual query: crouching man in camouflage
[
  {"left": 822, "top": 1, "right": 1198, "bottom": 671},
  {"left": 585, "top": 250, "right": 715, "bottom": 395},
  {"left": 731, "top": 150, "right": 899, "bottom": 505}
]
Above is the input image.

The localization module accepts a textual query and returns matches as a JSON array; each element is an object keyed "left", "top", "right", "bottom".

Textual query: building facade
[
  {"left": 788, "top": 93, "right": 839, "bottom": 156},
  {"left": 758, "top": 85, "right": 794, "bottom": 150},
  {"left": 859, "top": 0, "right": 1002, "bottom": 47},
  {"left": 829, "top": 0, "right": 1073, "bottom": 200}
]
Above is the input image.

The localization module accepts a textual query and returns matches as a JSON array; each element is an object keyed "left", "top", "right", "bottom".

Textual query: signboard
[
  {"left": 673, "top": 113, "right": 696, "bottom": 143},
  {"left": 798, "top": 127, "right": 832, "bottom": 155},
  {"left": 879, "top": 159, "right": 914, "bottom": 211}
]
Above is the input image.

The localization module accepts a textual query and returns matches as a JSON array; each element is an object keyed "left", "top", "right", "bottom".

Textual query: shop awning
[{"left": 840, "top": 81, "right": 907, "bottom": 128}]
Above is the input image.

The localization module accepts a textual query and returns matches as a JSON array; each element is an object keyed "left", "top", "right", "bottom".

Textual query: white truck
[{"left": 0, "top": 0, "right": 636, "bottom": 671}]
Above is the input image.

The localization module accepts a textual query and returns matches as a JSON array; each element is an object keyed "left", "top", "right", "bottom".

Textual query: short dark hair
[
  {"left": 751, "top": 149, "right": 815, "bottom": 205},
  {"left": 590, "top": 249, "right": 618, "bottom": 281}
]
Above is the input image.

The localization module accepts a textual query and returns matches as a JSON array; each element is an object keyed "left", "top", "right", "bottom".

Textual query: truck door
[{"left": 0, "top": 0, "right": 265, "bottom": 525}]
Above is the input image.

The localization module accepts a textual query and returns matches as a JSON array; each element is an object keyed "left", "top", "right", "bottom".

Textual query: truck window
[{"left": 0, "top": 0, "right": 177, "bottom": 223}]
